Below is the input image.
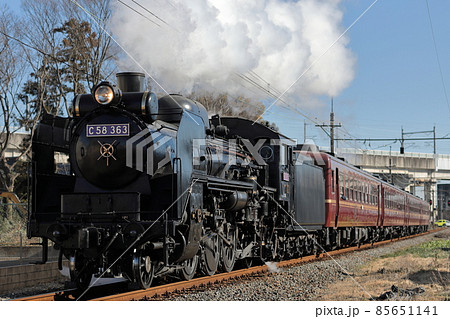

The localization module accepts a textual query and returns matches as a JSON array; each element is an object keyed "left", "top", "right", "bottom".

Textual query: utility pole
[
  {"left": 433, "top": 125, "right": 436, "bottom": 155},
  {"left": 389, "top": 146, "right": 393, "bottom": 184},
  {"left": 304, "top": 120, "right": 307, "bottom": 143},
  {"left": 330, "top": 100, "right": 336, "bottom": 154},
  {"left": 400, "top": 127, "right": 404, "bottom": 154},
  {"left": 316, "top": 98, "right": 341, "bottom": 154}
]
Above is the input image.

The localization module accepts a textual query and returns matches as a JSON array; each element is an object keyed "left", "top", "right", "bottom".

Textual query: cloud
[{"left": 111, "top": 0, "right": 355, "bottom": 106}]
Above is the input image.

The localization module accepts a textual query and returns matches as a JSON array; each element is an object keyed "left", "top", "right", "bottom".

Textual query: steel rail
[{"left": 14, "top": 291, "right": 75, "bottom": 301}]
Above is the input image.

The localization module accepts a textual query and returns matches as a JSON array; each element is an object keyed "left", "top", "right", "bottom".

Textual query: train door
[
  {"left": 404, "top": 196, "right": 409, "bottom": 226},
  {"left": 377, "top": 184, "right": 384, "bottom": 226},
  {"left": 335, "top": 167, "right": 340, "bottom": 227}
]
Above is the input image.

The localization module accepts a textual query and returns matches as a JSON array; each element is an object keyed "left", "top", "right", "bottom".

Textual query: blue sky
[
  {"left": 264, "top": 0, "right": 450, "bottom": 154},
  {"left": 4, "top": 0, "right": 450, "bottom": 155},
  {"left": 339, "top": 0, "right": 450, "bottom": 154}
]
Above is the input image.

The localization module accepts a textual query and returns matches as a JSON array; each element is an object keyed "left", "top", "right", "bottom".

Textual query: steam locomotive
[{"left": 28, "top": 72, "right": 430, "bottom": 290}]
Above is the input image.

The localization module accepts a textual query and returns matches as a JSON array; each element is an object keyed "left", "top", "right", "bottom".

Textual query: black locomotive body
[{"left": 28, "top": 72, "right": 429, "bottom": 290}]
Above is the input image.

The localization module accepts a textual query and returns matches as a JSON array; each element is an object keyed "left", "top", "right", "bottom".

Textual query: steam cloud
[
  {"left": 111, "top": 0, "right": 355, "bottom": 106},
  {"left": 265, "top": 261, "right": 281, "bottom": 273}
]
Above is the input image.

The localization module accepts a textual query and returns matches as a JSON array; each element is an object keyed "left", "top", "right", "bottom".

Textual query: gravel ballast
[{"left": 168, "top": 229, "right": 449, "bottom": 301}]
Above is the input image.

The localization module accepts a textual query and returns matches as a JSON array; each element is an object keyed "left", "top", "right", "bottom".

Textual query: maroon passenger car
[{"left": 306, "top": 152, "right": 429, "bottom": 242}]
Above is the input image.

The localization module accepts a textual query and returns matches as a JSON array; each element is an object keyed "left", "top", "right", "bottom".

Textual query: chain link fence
[{"left": 0, "top": 201, "right": 29, "bottom": 247}]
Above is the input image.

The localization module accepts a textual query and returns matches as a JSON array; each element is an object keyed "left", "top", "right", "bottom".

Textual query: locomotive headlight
[
  {"left": 93, "top": 81, "right": 122, "bottom": 106},
  {"left": 95, "top": 85, "right": 114, "bottom": 104}
]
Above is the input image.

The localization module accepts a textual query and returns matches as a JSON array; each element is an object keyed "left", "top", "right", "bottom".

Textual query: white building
[{"left": 0, "top": 131, "right": 30, "bottom": 160}]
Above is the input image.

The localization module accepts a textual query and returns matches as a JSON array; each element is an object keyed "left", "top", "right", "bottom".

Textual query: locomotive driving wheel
[
  {"left": 69, "top": 254, "right": 93, "bottom": 291},
  {"left": 70, "top": 270, "right": 93, "bottom": 291},
  {"left": 200, "top": 233, "right": 219, "bottom": 276},
  {"left": 220, "top": 230, "right": 236, "bottom": 272},
  {"left": 179, "top": 255, "right": 198, "bottom": 281},
  {"left": 132, "top": 248, "right": 154, "bottom": 289}
]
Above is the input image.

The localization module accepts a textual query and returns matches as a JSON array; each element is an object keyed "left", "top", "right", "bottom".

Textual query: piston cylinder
[{"left": 221, "top": 191, "right": 248, "bottom": 211}]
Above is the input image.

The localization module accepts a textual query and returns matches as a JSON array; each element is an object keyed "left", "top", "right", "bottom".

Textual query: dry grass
[{"left": 319, "top": 232, "right": 450, "bottom": 301}]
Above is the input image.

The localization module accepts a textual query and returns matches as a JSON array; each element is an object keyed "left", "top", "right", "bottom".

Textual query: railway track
[
  {"left": 15, "top": 228, "right": 442, "bottom": 301},
  {"left": 13, "top": 280, "right": 130, "bottom": 301}
]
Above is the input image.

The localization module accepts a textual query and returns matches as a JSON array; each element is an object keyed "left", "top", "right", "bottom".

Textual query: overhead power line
[
  {"left": 335, "top": 137, "right": 450, "bottom": 141},
  {"left": 131, "top": 0, "right": 171, "bottom": 27},
  {"left": 425, "top": 0, "right": 450, "bottom": 116},
  {"left": 117, "top": 0, "right": 161, "bottom": 27}
]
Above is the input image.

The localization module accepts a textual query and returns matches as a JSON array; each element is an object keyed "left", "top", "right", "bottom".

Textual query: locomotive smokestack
[{"left": 116, "top": 72, "right": 145, "bottom": 92}]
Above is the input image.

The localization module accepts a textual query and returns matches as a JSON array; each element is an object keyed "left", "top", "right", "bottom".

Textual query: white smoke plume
[
  {"left": 111, "top": 0, "right": 355, "bottom": 106},
  {"left": 265, "top": 261, "right": 281, "bottom": 273}
]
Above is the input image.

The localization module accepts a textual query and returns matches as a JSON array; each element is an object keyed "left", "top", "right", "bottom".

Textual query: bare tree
[
  {"left": 20, "top": 0, "right": 67, "bottom": 115},
  {"left": 0, "top": 1, "right": 117, "bottom": 227},
  {"left": 0, "top": 6, "right": 23, "bottom": 190},
  {"left": 62, "top": 0, "right": 118, "bottom": 85},
  {"left": 188, "top": 91, "right": 266, "bottom": 121},
  {"left": 1, "top": 0, "right": 116, "bottom": 194},
  {"left": 0, "top": 6, "right": 28, "bottom": 195},
  {"left": 20, "top": 0, "right": 117, "bottom": 116}
]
